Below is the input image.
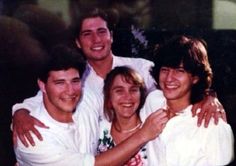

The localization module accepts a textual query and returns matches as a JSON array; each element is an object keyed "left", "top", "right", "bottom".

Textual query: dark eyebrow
[
  {"left": 72, "top": 77, "right": 81, "bottom": 81},
  {"left": 80, "top": 29, "right": 92, "bottom": 35},
  {"left": 97, "top": 27, "right": 108, "bottom": 31},
  {"left": 111, "top": 86, "right": 123, "bottom": 90},
  {"left": 53, "top": 79, "right": 65, "bottom": 83}
]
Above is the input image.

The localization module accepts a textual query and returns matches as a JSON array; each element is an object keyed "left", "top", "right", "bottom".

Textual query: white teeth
[
  {"left": 62, "top": 96, "right": 76, "bottom": 101},
  {"left": 166, "top": 85, "right": 178, "bottom": 89},
  {"left": 92, "top": 46, "right": 103, "bottom": 50},
  {"left": 121, "top": 103, "right": 133, "bottom": 107}
]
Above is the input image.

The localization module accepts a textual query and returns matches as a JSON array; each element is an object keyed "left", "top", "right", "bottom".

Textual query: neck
[
  {"left": 113, "top": 115, "right": 141, "bottom": 133},
  {"left": 167, "top": 99, "right": 190, "bottom": 114},
  {"left": 88, "top": 54, "right": 113, "bottom": 78},
  {"left": 43, "top": 97, "right": 73, "bottom": 123}
]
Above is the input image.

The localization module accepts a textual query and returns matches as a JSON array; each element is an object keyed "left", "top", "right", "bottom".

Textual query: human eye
[
  {"left": 130, "top": 87, "right": 139, "bottom": 93},
  {"left": 72, "top": 78, "right": 81, "bottom": 84},
  {"left": 113, "top": 88, "right": 124, "bottom": 94},
  {"left": 98, "top": 28, "right": 107, "bottom": 35},
  {"left": 81, "top": 31, "right": 92, "bottom": 37},
  {"left": 160, "top": 67, "right": 169, "bottom": 73},
  {"left": 175, "top": 68, "right": 185, "bottom": 73},
  {"left": 54, "top": 80, "right": 65, "bottom": 85}
]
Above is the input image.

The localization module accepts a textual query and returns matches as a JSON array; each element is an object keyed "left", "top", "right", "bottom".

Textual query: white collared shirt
[{"left": 141, "top": 90, "right": 234, "bottom": 166}]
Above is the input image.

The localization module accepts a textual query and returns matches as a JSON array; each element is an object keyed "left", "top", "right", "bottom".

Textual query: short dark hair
[
  {"left": 71, "top": 7, "right": 118, "bottom": 39},
  {"left": 151, "top": 35, "right": 213, "bottom": 104},
  {"left": 38, "top": 45, "right": 86, "bottom": 83},
  {"left": 103, "top": 66, "right": 146, "bottom": 122}
]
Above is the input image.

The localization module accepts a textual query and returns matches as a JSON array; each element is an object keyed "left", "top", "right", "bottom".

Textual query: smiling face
[
  {"left": 159, "top": 64, "right": 199, "bottom": 106},
  {"left": 38, "top": 68, "right": 82, "bottom": 122},
  {"left": 76, "top": 16, "right": 113, "bottom": 63},
  {"left": 109, "top": 75, "right": 141, "bottom": 120}
]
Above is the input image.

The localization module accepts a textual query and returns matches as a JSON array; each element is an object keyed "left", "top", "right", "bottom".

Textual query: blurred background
[{"left": 0, "top": 0, "right": 235, "bottom": 165}]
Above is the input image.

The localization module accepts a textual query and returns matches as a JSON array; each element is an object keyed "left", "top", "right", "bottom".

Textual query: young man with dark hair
[{"left": 141, "top": 36, "right": 234, "bottom": 165}]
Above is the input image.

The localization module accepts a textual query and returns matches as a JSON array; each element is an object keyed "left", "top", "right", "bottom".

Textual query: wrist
[
  {"left": 14, "top": 109, "right": 30, "bottom": 118},
  {"left": 134, "top": 128, "right": 150, "bottom": 145},
  {"left": 205, "top": 89, "right": 217, "bottom": 98}
]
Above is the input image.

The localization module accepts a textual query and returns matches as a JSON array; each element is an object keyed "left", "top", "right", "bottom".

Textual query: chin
[
  {"left": 163, "top": 94, "right": 177, "bottom": 100},
  {"left": 62, "top": 106, "right": 76, "bottom": 112}
]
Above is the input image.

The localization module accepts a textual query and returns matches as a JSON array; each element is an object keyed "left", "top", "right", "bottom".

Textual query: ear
[
  {"left": 110, "top": 31, "right": 113, "bottom": 43},
  {"left": 192, "top": 76, "right": 199, "bottom": 84},
  {"left": 38, "top": 79, "right": 46, "bottom": 93},
  {"left": 75, "top": 39, "right": 81, "bottom": 48}
]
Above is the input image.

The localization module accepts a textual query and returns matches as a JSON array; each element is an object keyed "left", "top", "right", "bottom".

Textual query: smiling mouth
[
  {"left": 121, "top": 103, "right": 134, "bottom": 108},
  {"left": 61, "top": 96, "right": 78, "bottom": 101},
  {"left": 91, "top": 46, "right": 103, "bottom": 51},
  {"left": 165, "top": 84, "right": 178, "bottom": 89}
]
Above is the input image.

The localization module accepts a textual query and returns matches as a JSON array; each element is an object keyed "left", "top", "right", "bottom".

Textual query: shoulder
[
  {"left": 146, "top": 89, "right": 164, "bottom": 99},
  {"left": 206, "top": 119, "right": 233, "bottom": 136},
  {"left": 99, "top": 118, "right": 112, "bottom": 131},
  {"left": 114, "top": 56, "right": 154, "bottom": 68},
  {"left": 140, "top": 90, "right": 165, "bottom": 120},
  {"left": 145, "top": 90, "right": 165, "bottom": 107}
]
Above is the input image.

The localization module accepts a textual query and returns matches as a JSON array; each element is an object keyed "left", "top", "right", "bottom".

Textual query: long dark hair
[{"left": 151, "top": 35, "right": 213, "bottom": 103}]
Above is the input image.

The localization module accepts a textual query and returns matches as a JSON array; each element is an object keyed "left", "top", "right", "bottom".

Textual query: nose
[
  {"left": 66, "top": 83, "right": 76, "bottom": 95},
  {"left": 165, "top": 70, "right": 175, "bottom": 82},
  {"left": 123, "top": 90, "right": 133, "bottom": 100},
  {"left": 92, "top": 33, "right": 101, "bottom": 43}
]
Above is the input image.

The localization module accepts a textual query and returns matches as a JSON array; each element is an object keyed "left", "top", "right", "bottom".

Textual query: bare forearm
[
  {"left": 95, "top": 130, "right": 147, "bottom": 166},
  {"left": 95, "top": 110, "right": 168, "bottom": 165}
]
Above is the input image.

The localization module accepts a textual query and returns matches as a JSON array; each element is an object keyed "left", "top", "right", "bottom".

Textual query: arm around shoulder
[{"left": 12, "top": 91, "right": 43, "bottom": 115}]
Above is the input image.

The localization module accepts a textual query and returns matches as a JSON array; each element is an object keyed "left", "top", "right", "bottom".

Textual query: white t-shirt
[
  {"left": 14, "top": 99, "right": 96, "bottom": 166},
  {"left": 141, "top": 90, "right": 234, "bottom": 166}
]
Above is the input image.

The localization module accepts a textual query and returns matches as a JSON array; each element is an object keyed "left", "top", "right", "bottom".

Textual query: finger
[
  {"left": 197, "top": 109, "right": 206, "bottom": 127},
  {"left": 159, "top": 116, "right": 169, "bottom": 123},
  {"left": 221, "top": 111, "right": 227, "bottom": 122},
  {"left": 31, "top": 127, "right": 43, "bottom": 141},
  {"left": 217, "top": 105, "right": 227, "bottom": 122},
  {"left": 204, "top": 109, "right": 213, "bottom": 128},
  {"left": 214, "top": 112, "right": 219, "bottom": 125},
  {"left": 191, "top": 102, "right": 200, "bottom": 117},
  {"left": 25, "top": 132, "right": 35, "bottom": 146},
  {"left": 34, "top": 118, "right": 49, "bottom": 129},
  {"left": 155, "top": 117, "right": 169, "bottom": 128},
  {"left": 153, "top": 113, "right": 168, "bottom": 123},
  {"left": 18, "top": 134, "right": 29, "bottom": 147},
  {"left": 149, "top": 110, "right": 167, "bottom": 120}
]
